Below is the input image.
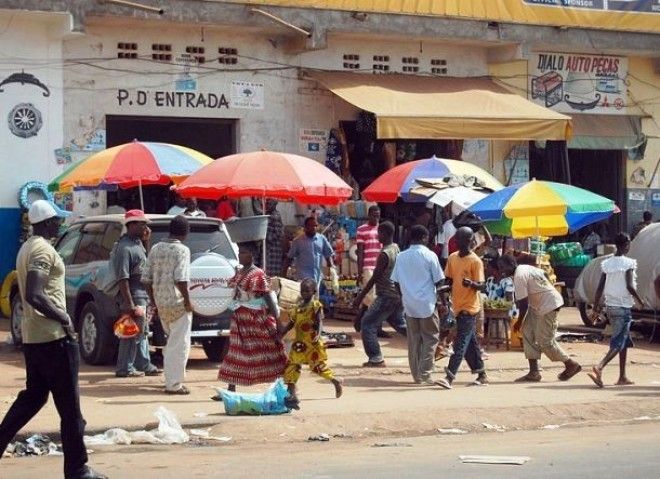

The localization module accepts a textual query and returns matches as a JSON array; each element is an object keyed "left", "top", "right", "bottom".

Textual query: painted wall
[
  {"left": 0, "top": 11, "right": 68, "bottom": 280},
  {"left": 625, "top": 57, "right": 660, "bottom": 229}
]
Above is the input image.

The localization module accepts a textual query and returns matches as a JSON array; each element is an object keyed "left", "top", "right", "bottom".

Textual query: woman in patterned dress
[{"left": 217, "top": 243, "right": 288, "bottom": 392}]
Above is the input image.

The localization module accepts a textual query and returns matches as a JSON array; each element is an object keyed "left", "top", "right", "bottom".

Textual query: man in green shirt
[{"left": 0, "top": 200, "right": 105, "bottom": 479}]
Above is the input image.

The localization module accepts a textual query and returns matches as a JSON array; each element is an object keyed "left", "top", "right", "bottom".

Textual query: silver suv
[{"left": 10, "top": 214, "right": 238, "bottom": 365}]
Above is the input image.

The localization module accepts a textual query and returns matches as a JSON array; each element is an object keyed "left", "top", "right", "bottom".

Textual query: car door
[{"left": 54, "top": 224, "right": 83, "bottom": 315}]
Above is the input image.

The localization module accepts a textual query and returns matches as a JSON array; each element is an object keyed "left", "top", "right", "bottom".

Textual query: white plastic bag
[{"left": 329, "top": 266, "right": 340, "bottom": 294}]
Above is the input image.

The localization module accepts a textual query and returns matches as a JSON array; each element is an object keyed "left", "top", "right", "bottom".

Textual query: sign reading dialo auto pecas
[{"left": 529, "top": 52, "right": 628, "bottom": 115}]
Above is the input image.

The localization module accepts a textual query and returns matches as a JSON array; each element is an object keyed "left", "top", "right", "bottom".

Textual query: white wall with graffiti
[{"left": 0, "top": 11, "right": 68, "bottom": 280}]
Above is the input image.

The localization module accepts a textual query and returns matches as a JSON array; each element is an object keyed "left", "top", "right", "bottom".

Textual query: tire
[
  {"left": 577, "top": 302, "right": 605, "bottom": 328},
  {"left": 201, "top": 338, "right": 229, "bottom": 362},
  {"left": 78, "top": 302, "right": 116, "bottom": 365},
  {"left": 10, "top": 293, "right": 23, "bottom": 346}
]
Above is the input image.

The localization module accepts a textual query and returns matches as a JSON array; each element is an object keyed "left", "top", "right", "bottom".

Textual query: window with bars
[
  {"left": 401, "top": 56, "right": 419, "bottom": 73},
  {"left": 431, "top": 58, "right": 448, "bottom": 75},
  {"left": 343, "top": 53, "right": 360, "bottom": 70},
  {"left": 372, "top": 54, "right": 390, "bottom": 73},
  {"left": 117, "top": 42, "right": 138, "bottom": 59},
  {"left": 218, "top": 47, "right": 238, "bottom": 65},
  {"left": 151, "top": 43, "right": 172, "bottom": 62},
  {"left": 185, "top": 45, "right": 206, "bottom": 64}
]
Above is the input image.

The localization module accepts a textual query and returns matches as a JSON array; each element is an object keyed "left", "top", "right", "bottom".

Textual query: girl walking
[
  {"left": 588, "top": 233, "right": 646, "bottom": 387},
  {"left": 281, "top": 278, "right": 343, "bottom": 409}
]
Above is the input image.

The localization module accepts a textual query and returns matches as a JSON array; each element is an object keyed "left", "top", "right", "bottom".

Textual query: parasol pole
[
  {"left": 262, "top": 194, "right": 267, "bottom": 272},
  {"left": 138, "top": 179, "right": 145, "bottom": 211}
]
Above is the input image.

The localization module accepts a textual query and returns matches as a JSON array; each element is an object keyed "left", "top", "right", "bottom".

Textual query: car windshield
[{"left": 149, "top": 222, "right": 237, "bottom": 260}]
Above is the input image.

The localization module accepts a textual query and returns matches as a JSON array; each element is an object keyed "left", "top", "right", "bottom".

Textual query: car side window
[
  {"left": 73, "top": 223, "right": 112, "bottom": 264},
  {"left": 55, "top": 225, "right": 83, "bottom": 265}
]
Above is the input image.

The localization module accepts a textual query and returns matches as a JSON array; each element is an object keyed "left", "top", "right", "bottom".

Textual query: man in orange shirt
[{"left": 437, "top": 227, "right": 488, "bottom": 389}]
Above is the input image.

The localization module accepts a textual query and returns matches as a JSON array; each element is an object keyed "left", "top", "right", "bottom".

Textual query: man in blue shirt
[
  {"left": 391, "top": 225, "right": 445, "bottom": 385},
  {"left": 284, "top": 216, "right": 335, "bottom": 289}
]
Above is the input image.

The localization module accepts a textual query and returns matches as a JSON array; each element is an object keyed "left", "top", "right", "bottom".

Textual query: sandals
[
  {"left": 165, "top": 385, "right": 190, "bottom": 395},
  {"left": 557, "top": 363, "right": 582, "bottom": 382},
  {"left": 514, "top": 373, "right": 542, "bottom": 382},
  {"left": 587, "top": 367, "right": 604, "bottom": 388}
]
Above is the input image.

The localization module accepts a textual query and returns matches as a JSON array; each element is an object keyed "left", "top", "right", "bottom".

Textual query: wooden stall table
[{"left": 484, "top": 308, "right": 512, "bottom": 351}]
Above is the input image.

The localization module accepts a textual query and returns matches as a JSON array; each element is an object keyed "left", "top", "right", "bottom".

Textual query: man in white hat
[
  {"left": 0, "top": 200, "right": 106, "bottom": 479},
  {"left": 111, "top": 209, "right": 159, "bottom": 378}
]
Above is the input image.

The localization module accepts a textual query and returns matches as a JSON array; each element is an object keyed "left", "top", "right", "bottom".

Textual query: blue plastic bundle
[{"left": 219, "top": 378, "right": 290, "bottom": 416}]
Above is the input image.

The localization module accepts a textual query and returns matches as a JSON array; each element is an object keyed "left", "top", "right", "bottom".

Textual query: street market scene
[{"left": 0, "top": 1, "right": 659, "bottom": 478}]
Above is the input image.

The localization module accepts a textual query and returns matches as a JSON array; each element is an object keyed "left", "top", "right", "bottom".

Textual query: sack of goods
[
  {"left": 270, "top": 277, "right": 301, "bottom": 310},
  {"left": 218, "top": 379, "right": 290, "bottom": 416},
  {"left": 113, "top": 314, "right": 139, "bottom": 339}
]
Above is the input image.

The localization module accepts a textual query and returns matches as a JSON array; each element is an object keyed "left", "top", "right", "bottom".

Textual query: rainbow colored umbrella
[
  {"left": 362, "top": 156, "right": 503, "bottom": 203},
  {"left": 49, "top": 141, "right": 213, "bottom": 210},
  {"left": 469, "top": 179, "right": 616, "bottom": 238}
]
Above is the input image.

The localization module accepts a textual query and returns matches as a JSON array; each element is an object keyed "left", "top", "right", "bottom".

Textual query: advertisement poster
[
  {"left": 230, "top": 81, "right": 264, "bottom": 110},
  {"left": 529, "top": 52, "right": 628, "bottom": 115},
  {"left": 504, "top": 144, "right": 530, "bottom": 185},
  {"left": 299, "top": 128, "right": 328, "bottom": 154}
]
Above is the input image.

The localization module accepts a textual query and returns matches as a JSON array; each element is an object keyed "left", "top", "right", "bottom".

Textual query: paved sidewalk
[{"left": 0, "top": 308, "right": 659, "bottom": 444}]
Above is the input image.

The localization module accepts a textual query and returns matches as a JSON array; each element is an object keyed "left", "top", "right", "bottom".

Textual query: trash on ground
[
  {"left": 5, "top": 434, "right": 62, "bottom": 457},
  {"left": 308, "top": 433, "right": 331, "bottom": 442},
  {"left": 193, "top": 412, "right": 209, "bottom": 418},
  {"left": 459, "top": 455, "right": 531, "bottom": 465},
  {"left": 555, "top": 332, "right": 603, "bottom": 343},
  {"left": 332, "top": 433, "right": 353, "bottom": 439},
  {"left": 634, "top": 416, "right": 652, "bottom": 421},
  {"left": 372, "top": 442, "right": 413, "bottom": 448},
  {"left": 219, "top": 378, "right": 290, "bottom": 416},
  {"left": 84, "top": 406, "right": 189, "bottom": 446},
  {"left": 189, "top": 428, "right": 231, "bottom": 442},
  {"left": 482, "top": 423, "right": 507, "bottom": 432},
  {"left": 437, "top": 428, "right": 468, "bottom": 435},
  {"left": 541, "top": 424, "right": 561, "bottom": 430}
]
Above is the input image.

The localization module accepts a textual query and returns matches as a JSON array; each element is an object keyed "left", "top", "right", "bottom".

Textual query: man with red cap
[{"left": 110, "top": 209, "right": 159, "bottom": 377}]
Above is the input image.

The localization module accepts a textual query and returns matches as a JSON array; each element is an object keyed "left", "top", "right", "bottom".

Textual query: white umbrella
[{"left": 413, "top": 185, "right": 489, "bottom": 215}]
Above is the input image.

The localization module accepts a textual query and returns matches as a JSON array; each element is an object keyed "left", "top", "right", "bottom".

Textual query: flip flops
[
  {"left": 587, "top": 367, "right": 604, "bottom": 388},
  {"left": 557, "top": 363, "right": 582, "bottom": 382}
]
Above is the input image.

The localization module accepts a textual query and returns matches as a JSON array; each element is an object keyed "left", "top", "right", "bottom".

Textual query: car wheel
[
  {"left": 10, "top": 293, "right": 23, "bottom": 346},
  {"left": 79, "top": 302, "right": 116, "bottom": 365},
  {"left": 201, "top": 338, "right": 229, "bottom": 362},
  {"left": 577, "top": 302, "right": 605, "bottom": 328}
]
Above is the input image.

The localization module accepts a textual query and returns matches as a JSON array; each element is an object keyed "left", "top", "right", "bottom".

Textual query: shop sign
[
  {"left": 524, "top": 0, "right": 660, "bottom": 14},
  {"left": 116, "top": 89, "right": 230, "bottom": 109},
  {"left": 299, "top": 128, "right": 328, "bottom": 154},
  {"left": 652, "top": 192, "right": 660, "bottom": 205},
  {"left": 230, "top": 81, "right": 264, "bottom": 110},
  {"left": 529, "top": 52, "right": 628, "bottom": 114},
  {"left": 628, "top": 191, "right": 645, "bottom": 201}
]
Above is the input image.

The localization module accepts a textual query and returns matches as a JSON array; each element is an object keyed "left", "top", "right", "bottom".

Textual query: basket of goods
[{"left": 483, "top": 299, "right": 513, "bottom": 319}]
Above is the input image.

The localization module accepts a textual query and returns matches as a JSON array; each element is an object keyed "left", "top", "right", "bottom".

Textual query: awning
[
  {"left": 568, "top": 114, "right": 645, "bottom": 150},
  {"left": 307, "top": 71, "right": 572, "bottom": 141}
]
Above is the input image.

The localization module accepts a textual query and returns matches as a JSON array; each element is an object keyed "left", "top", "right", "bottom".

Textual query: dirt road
[{"left": 2, "top": 421, "right": 658, "bottom": 478}]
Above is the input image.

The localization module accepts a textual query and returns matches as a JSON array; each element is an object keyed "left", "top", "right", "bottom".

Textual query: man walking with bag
[
  {"left": 143, "top": 216, "right": 193, "bottom": 394},
  {"left": 111, "top": 209, "right": 159, "bottom": 378},
  {"left": 0, "top": 200, "right": 105, "bottom": 479}
]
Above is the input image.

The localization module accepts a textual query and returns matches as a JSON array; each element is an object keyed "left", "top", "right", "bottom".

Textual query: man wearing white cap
[
  {"left": 0, "top": 200, "right": 106, "bottom": 479},
  {"left": 111, "top": 209, "right": 159, "bottom": 378}
]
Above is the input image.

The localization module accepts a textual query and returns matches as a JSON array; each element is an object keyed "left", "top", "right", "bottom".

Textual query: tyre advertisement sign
[{"left": 529, "top": 52, "right": 628, "bottom": 115}]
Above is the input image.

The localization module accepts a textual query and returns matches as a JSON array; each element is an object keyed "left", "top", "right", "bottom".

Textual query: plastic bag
[
  {"left": 219, "top": 378, "right": 290, "bottom": 416},
  {"left": 329, "top": 266, "right": 340, "bottom": 294},
  {"left": 113, "top": 314, "right": 139, "bottom": 339}
]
